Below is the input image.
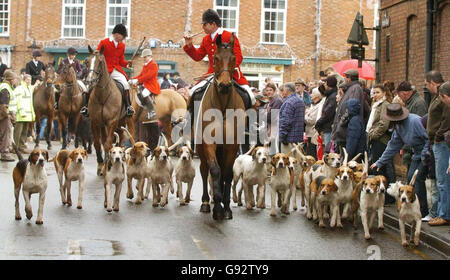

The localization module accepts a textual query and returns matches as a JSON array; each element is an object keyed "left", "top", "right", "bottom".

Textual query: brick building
[
  {"left": 379, "top": 0, "right": 450, "bottom": 98},
  {"left": 0, "top": 0, "right": 376, "bottom": 89}
]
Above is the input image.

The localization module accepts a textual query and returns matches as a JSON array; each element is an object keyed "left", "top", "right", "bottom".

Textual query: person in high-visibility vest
[
  {"left": 0, "top": 69, "right": 19, "bottom": 161},
  {"left": 13, "top": 74, "right": 36, "bottom": 153}
]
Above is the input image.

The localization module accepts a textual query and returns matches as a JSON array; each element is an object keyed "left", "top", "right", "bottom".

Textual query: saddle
[{"left": 191, "top": 81, "right": 252, "bottom": 110}]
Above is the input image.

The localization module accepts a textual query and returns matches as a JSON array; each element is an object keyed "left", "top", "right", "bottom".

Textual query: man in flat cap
[
  {"left": 26, "top": 49, "right": 46, "bottom": 85},
  {"left": 331, "top": 68, "right": 369, "bottom": 154},
  {"left": 0, "top": 70, "right": 19, "bottom": 161}
]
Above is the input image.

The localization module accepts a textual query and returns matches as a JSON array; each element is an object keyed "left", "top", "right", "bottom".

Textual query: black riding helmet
[
  {"left": 112, "top": 23, "right": 128, "bottom": 38},
  {"left": 67, "top": 47, "right": 78, "bottom": 55},
  {"left": 202, "top": 9, "right": 222, "bottom": 27}
]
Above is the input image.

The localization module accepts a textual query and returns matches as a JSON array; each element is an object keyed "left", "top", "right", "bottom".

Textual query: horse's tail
[
  {"left": 68, "top": 115, "right": 76, "bottom": 134},
  {"left": 120, "top": 126, "right": 135, "bottom": 146}
]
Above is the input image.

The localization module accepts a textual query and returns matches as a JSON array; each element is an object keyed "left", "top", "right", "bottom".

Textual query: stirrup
[
  {"left": 126, "top": 106, "right": 135, "bottom": 117},
  {"left": 80, "top": 106, "right": 89, "bottom": 117},
  {"left": 54, "top": 103, "right": 58, "bottom": 110},
  {"left": 147, "top": 110, "right": 156, "bottom": 120}
]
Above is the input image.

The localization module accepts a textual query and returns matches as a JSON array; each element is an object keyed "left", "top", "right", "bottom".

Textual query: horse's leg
[
  {"left": 198, "top": 149, "right": 211, "bottom": 213},
  {"left": 59, "top": 114, "right": 68, "bottom": 150},
  {"left": 104, "top": 120, "right": 119, "bottom": 155},
  {"left": 126, "top": 117, "right": 135, "bottom": 142},
  {"left": 162, "top": 119, "right": 174, "bottom": 147},
  {"left": 34, "top": 114, "right": 41, "bottom": 148},
  {"left": 91, "top": 124, "right": 104, "bottom": 176},
  {"left": 210, "top": 147, "right": 224, "bottom": 221},
  {"left": 46, "top": 113, "right": 54, "bottom": 150},
  {"left": 222, "top": 146, "right": 237, "bottom": 219}
]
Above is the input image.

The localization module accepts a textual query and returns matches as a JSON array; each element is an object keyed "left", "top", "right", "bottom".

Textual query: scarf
[{"left": 366, "top": 97, "right": 386, "bottom": 133}]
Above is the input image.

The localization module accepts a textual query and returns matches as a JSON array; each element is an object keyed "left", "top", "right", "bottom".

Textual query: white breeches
[
  {"left": 110, "top": 69, "right": 130, "bottom": 90},
  {"left": 77, "top": 80, "right": 87, "bottom": 93},
  {"left": 189, "top": 76, "right": 255, "bottom": 105},
  {"left": 142, "top": 88, "right": 151, "bottom": 98}
]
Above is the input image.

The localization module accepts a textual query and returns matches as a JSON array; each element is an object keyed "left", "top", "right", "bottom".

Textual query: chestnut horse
[
  {"left": 54, "top": 63, "right": 82, "bottom": 149},
  {"left": 86, "top": 45, "right": 127, "bottom": 176},
  {"left": 33, "top": 62, "right": 56, "bottom": 150},
  {"left": 196, "top": 34, "right": 245, "bottom": 220},
  {"left": 128, "top": 87, "right": 187, "bottom": 147}
]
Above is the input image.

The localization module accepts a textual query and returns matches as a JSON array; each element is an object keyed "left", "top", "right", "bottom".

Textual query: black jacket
[
  {"left": 315, "top": 87, "right": 337, "bottom": 134},
  {"left": 25, "top": 60, "right": 46, "bottom": 85}
]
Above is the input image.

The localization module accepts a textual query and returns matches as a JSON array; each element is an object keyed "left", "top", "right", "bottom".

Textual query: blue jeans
[
  {"left": 429, "top": 179, "right": 439, "bottom": 218},
  {"left": 408, "top": 157, "right": 429, "bottom": 217},
  {"left": 323, "top": 132, "right": 331, "bottom": 149},
  {"left": 37, "top": 118, "right": 59, "bottom": 140},
  {"left": 432, "top": 142, "right": 450, "bottom": 220},
  {"left": 38, "top": 118, "right": 47, "bottom": 139}
]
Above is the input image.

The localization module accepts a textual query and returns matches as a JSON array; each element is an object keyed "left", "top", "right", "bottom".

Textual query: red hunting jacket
[
  {"left": 97, "top": 38, "right": 129, "bottom": 78},
  {"left": 183, "top": 30, "right": 248, "bottom": 85},
  {"left": 133, "top": 59, "right": 161, "bottom": 95}
]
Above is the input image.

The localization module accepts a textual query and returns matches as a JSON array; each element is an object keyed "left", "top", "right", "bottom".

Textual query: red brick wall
[
  {"left": 379, "top": 0, "right": 449, "bottom": 92},
  {"left": 1, "top": 0, "right": 375, "bottom": 85}
]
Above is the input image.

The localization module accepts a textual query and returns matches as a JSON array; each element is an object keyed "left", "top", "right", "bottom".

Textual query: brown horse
[
  {"left": 128, "top": 87, "right": 187, "bottom": 147},
  {"left": 33, "top": 62, "right": 56, "bottom": 150},
  {"left": 86, "top": 45, "right": 127, "bottom": 176},
  {"left": 196, "top": 34, "right": 246, "bottom": 220},
  {"left": 54, "top": 63, "right": 83, "bottom": 150}
]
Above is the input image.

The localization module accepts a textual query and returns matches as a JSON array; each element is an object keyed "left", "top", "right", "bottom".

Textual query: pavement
[
  {"left": 383, "top": 204, "right": 450, "bottom": 258},
  {"left": 0, "top": 140, "right": 447, "bottom": 260}
]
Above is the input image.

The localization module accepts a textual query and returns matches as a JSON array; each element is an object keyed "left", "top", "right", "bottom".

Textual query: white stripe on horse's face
[{"left": 88, "top": 56, "right": 96, "bottom": 81}]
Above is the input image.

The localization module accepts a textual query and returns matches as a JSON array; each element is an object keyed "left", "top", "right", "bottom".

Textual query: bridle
[
  {"left": 87, "top": 55, "right": 104, "bottom": 88},
  {"left": 213, "top": 42, "right": 235, "bottom": 85}
]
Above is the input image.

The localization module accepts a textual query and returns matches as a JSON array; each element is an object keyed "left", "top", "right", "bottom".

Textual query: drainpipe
[
  {"left": 313, "top": 0, "right": 322, "bottom": 80},
  {"left": 423, "top": 0, "right": 435, "bottom": 106},
  {"left": 26, "top": 0, "right": 33, "bottom": 41}
]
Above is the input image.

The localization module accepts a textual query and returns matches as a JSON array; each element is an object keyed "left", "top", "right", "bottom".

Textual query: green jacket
[
  {"left": 14, "top": 81, "right": 35, "bottom": 122},
  {"left": 405, "top": 91, "right": 427, "bottom": 117},
  {"left": 368, "top": 99, "right": 391, "bottom": 145}
]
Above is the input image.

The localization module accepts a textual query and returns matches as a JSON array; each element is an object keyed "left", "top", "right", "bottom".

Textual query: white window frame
[
  {"left": 213, "top": 0, "right": 240, "bottom": 36},
  {"left": 260, "top": 0, "right": 287, "bottom": 45},
  {"left": 106, "top": 0, "right": 131, "bottom": 38},
  {"left": 61, "top": 0, "right": 86, "bottom": 39},
  {"left": 0, "top": 0, "right": 11, "bottom": 37}
]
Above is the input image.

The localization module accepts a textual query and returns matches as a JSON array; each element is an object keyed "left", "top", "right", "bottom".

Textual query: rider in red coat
[
  {"left": 129, "top": 49, "right": 160, "bottom": 119},
  {"left": 183, "top": 9, "right": 255, "bottom": 115},
  {"left": 81, "top": 24, "right": 135, "bottom": 117}
]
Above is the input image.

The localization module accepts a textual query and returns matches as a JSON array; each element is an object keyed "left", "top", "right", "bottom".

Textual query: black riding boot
[
  {"left": 138, "top": 91, "right": 156, "bottom": 119},
  {"left": 80, "top": 91, "right": 90, "bottom": 117},
  {"left": 124, "top": 90, "right": 135, "bottom": 117}
]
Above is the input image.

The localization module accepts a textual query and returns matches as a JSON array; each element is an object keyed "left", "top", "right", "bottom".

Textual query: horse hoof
[
  {"left": 224, "top": 209, "right": 233, "bottom": 220},
  {"left": 213, "top": 209, "right": 224, "bottom": 220},
  {"left": 200, "top": 204, "right": 211, "bottom": 213}
]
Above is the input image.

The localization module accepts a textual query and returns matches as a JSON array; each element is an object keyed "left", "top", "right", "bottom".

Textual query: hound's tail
[
  {"left": 113, "top": 132, "right": 120, "bottom": 147},
  {"left": 120, "top": 126, "right": 135, "bottom": 146}
]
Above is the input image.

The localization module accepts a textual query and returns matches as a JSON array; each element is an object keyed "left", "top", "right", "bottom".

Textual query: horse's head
[
  {"left": 54, "top": 63, "right": 76, "bottom": 86},
  {"left": 44, "top": 61, "right": 56, "bottom": 85},
  {"left": 86, "top": 45, "right": 106, "bottom": 87},
  {"left": 214, "top": 33, "right": 236, "bottom": 92}
]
